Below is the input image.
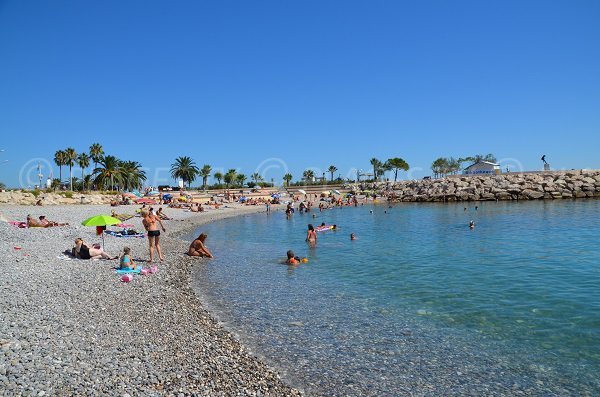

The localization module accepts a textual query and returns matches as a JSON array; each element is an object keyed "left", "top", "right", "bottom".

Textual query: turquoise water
[{"left": 191, "top": 200, "right": 600, "bottom": 396}]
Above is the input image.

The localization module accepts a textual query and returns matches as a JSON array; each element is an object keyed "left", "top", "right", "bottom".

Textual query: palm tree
[
  {"left": 303, "top": 169, "right": 315, "bottom": 184},
  {"left": 54, "top": 150, "right": 66, "bottom": 183},
  {"left": 370, "top": 158, "right": 382, "bottom": 181},
  {"left": 224, "top": 169, "right": 237, "bottom": 188},
  {"left": 251, "top": 172, "right": 263, "bottom": 184},
  {"left": 472, "top": 153, "right": 496, "bottom": 163},
  {"left": 93, "top": 155, "right": 122, "bottom": 190},
  {"left": 120, "top": 161, "right": 146, "bottom": 191},
  {"left": 236, "top": 174, "right": 247, "bottom": 187},
  {"left": 89, "top": 143, "right": 104, "bottom": 171},
  {"left": 64, "top": 147, "right": 77, "bottom": 191},
  {"left": 77, "top": 153, "right": 90, "bottom": 191},
  {"left": 213, "top": 171, "right": 223, "bottom": 185},
  {"left": 327, "top": 165, "right": 338, "bottom": 182},
  {"left": 199, "top": 165, "right": 212, "bottom": 189},
  {"left": 170, "top": 156, "right": 199, "bottom": 188},
  {"left": 386, "top": 157, "right": 410, "bottom": 182},
  {"left": 283, "top": 173, "right": 293, "bottom": 186}
]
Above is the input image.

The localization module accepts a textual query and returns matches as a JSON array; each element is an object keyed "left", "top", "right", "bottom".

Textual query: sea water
[{"left": 190, "top": 200, "right": 600, "bottom": 396}]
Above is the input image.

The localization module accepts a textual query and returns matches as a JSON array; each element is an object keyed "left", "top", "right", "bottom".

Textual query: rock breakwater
[{"left": 351, "top": 170, "right": 600, "bottom": 202}]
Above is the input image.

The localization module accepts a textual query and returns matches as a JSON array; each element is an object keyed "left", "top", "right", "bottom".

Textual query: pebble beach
[{"left": 0, "top": 203, "right": 301, "bottom": 396}]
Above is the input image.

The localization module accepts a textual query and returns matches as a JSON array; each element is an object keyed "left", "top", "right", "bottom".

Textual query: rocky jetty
[{"left": 350, "top": 170, "right": 600, "bottom": 202}]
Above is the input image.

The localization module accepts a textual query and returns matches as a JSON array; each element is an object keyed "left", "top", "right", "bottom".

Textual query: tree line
[
  {"left": 430, "top": 154, "right": 496, "bottom": 178},
  {"left": 53, "top": 146, "right": 493, "bottom": 191},
  {"left": 54, "top": 143, "right": 146, "bottom": 191}
]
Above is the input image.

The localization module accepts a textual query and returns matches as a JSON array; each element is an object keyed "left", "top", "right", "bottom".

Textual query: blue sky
[{"left": 1, "top": 0, "right": 599, "bottom": 188}]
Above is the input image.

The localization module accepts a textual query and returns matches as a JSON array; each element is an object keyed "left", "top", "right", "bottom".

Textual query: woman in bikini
[
  {"left": 73, "top": 238, "right": 116, "bottom": 260},
  {"left": 141, "top": 209, "right": 166, "bottom": 263},
  {"left": 305, "top": 224, "right": 317, "bottom": 246}
]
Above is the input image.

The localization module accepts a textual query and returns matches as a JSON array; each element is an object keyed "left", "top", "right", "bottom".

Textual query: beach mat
[
  {"left": 115, "top": 267, "right": 141, "bottom": 274},
  {"left": 105, "top": 230, "right": 145, "bottom": 238}
]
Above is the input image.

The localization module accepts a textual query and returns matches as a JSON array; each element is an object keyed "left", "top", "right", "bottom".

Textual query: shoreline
[{"left": 0, "top": 203, "right": 301, "bottom": 396}]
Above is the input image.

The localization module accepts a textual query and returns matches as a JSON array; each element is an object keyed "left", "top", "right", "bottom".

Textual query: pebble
[{"left": 0, "top": 204, "right": 300, "bottom": 396}]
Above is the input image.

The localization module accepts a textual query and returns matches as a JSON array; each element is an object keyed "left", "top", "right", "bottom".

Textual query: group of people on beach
[{"left": 26, "top": 214, "right": 68, "bottom": 227}]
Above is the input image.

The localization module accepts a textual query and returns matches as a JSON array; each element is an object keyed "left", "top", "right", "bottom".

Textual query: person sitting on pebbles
[
  {"left": 73, "top": 238, "right": 117, "bottom": 260},
  {"left": 187, "top": 233, "right": 214, "bottom": 258},
  {"left": 119, "top": 247, "right": 136, "bottom": 270}
]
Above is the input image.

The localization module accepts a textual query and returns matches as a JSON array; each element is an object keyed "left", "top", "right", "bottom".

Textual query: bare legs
[
  {"left": 148, "top": 235, "right": 164, "bottom": 263},
  {"left": 155, "top": 235, "right": 164, "bottom": 261}
]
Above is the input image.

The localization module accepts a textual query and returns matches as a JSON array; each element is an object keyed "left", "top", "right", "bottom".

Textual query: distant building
[{"left": 463, "top": 161, "right": 501, "bottom": 175}]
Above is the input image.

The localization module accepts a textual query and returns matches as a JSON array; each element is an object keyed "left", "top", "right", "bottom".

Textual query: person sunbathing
[
  {"left": 111, "top": 210, "right": 133, "bottom": 221},
  {"left": 38, "top": 215, "right": 68, "bottom": 227},
  {"left": 187, "top": 233, "right": 213, "bottom": 258},
  {"left": 73, "top": 238, "right": 117, "bottom": 260},
  {"left": 26, "top": 214, "right": 43, "bottom": 227}
]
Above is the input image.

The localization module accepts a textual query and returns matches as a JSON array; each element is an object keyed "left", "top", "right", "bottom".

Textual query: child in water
[
  {"left": 120, "top": 247, "right": 135, "bottom": 270},
  {"left": 286, "top": 250, "right": 300, "bottom": 265}
]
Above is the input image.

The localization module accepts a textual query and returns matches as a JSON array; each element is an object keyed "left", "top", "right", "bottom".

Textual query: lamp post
[{"left": 37, "top": 162, "right": 43, "bottom": 189}]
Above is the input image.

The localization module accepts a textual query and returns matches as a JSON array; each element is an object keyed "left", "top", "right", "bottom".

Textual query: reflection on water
[{"left": 191, "top": 200, "right": 600, "bottom": 396}]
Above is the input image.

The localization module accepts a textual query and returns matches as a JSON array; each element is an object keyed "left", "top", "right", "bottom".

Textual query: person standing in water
[
  {"left": 141, "top": 208, "right": 166, "bottom": 263},
  {"left": 306, "top": 224, "right": 317, "bottom": 245}
]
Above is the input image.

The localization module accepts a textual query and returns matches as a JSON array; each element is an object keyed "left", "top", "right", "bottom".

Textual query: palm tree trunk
[
  {"left": 82, "top": 168, "right": 85, "bottom": 191},
  {"left": 69, "top": 166, "right": 73, "bottom": 191}
]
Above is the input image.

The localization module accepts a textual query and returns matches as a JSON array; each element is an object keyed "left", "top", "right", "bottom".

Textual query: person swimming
[
  {"left": 350, "top": 233, "right": 356, "bottom": 240},
  {"left": 286, "top": 250, "right": 300, "bottom": 265},
  {"left": 469, "top": 220, "right": 475, "bottom": 229}
]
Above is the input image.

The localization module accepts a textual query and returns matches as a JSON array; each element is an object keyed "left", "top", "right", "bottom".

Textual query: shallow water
[{"left": 191, "top": 200, "right": 600, "bottom": 396}]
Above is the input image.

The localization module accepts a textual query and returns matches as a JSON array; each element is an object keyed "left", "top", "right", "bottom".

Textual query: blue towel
[{"left": 116, "top": 267, "right": 141, "bottom": 274}]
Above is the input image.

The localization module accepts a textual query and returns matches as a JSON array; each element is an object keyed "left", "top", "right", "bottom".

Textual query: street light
[{"left": 37, "top": 162, "right": 43, "bottom": 189}]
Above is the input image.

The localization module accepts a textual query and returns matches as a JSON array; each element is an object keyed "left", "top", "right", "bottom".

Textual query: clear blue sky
[{"left": 1, "top": 0, "right": 599, "bottom": 188}]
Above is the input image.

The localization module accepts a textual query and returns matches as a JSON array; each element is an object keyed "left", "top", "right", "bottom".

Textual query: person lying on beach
[
  {"left": 73, "top": 238, "right": 117, "bottom": 260},
  {"left": 187, "top": 233, "right": 214, "bottom": 258},
  {"left": 111, "top": 210, "right": 133, "bottom": 221},
  {"left": 38, "top": 215, "right": 68, "bottom": 227},
  {"left": 26, "top": 214, "right": 43, "bottom": 227}
]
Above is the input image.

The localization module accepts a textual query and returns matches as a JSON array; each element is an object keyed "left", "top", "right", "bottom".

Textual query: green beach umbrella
[{"left": 81, "top": 215, "right": 122, "bottom": 248}]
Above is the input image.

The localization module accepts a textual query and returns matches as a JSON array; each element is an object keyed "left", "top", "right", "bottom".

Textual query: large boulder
[{"left": 521, "top": 189, "right": 545, "bottom": 199}]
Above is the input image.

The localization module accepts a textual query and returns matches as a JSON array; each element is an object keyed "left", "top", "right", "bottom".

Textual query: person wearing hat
[{"left": 187, "top": 233, "right": 214, "bottom": 258}]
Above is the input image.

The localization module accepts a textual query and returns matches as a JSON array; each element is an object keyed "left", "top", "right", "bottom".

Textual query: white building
[{"left": 463, "top": 161, "right": 501, "bottom": 175}]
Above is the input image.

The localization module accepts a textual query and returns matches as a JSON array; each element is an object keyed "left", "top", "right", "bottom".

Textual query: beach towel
[
  {"left": 114, "top": 214, "right": 133, "bottom": 221},
  {"left": 116, "top": 267, "right": 141, "bottom": 274},
  {"left": 105, "top": 230, "right": 146, "bottom": 238}
]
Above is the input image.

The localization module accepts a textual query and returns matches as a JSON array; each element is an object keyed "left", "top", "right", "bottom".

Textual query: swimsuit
[
  {"left": 79, "top": 244, "right": 91, "bottom": 259},
  {"left": 148, "top": 230, "right": 160, "bottom": 237}
]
